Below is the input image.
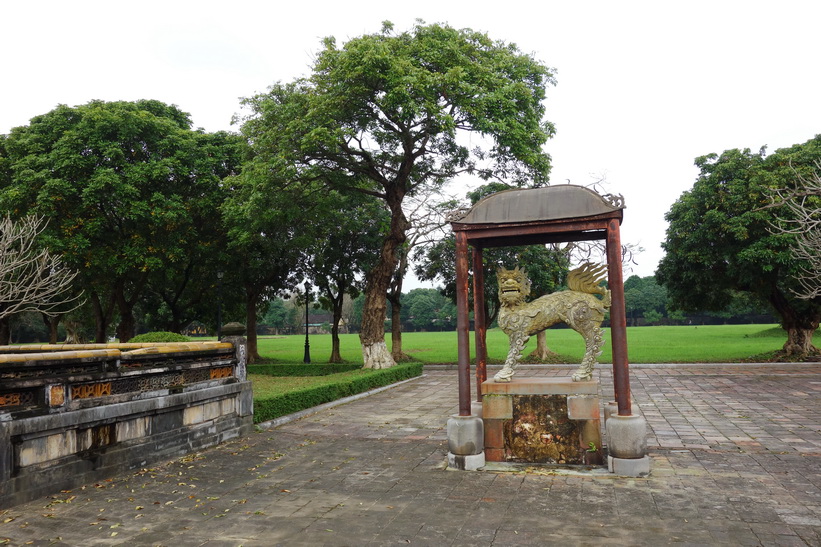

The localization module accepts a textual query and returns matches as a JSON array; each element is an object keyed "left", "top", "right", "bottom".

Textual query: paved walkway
[{"left": 1, "top": 364, "right": 819, "bottom": 546}]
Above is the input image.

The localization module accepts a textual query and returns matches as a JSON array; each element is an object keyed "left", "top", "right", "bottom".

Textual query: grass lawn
[{"left": 254, "top": 324, "right": 809, "bottom": 365}]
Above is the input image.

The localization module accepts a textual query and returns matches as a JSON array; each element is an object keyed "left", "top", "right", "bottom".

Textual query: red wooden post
[
  {"left": 472, "top": 246, "right": 487, "bottom": 400},
  {"left": 606, "top": 219, "right": 632, "bottom": 416},
  {"left": 454, "top": 231, "right": 472, "bottom": 416}
]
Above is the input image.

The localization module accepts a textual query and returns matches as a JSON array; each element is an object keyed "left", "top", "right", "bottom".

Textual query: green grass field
[{"left": 255, "top": 324, "right": 805, "bottom": 365}]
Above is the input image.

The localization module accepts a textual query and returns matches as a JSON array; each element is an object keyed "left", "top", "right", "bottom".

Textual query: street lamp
[
  {"left": 303, "top": 282, "right": 311, "bottom": 363},
  {"left": 216, "top": 271, "right": 224, "bottom": 340}
]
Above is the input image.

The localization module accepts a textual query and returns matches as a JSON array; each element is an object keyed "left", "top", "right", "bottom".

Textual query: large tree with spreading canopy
[
  {"left": 657, "top": 136, "right": 821, "bottom": 357},
  {"left": 237, "top": 21, "right": 556, "bottom": 368},
  {"left": 0, "top": 99, "right": 241, "bottom": 342}
]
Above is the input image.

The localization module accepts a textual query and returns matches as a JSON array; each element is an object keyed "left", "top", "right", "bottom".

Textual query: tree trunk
[
  {"left": 245, "top": 289, "right": 262, "bottom": 363},
  {"left": 768, "top": 289, "right": 820, "bottom": 357},
  {"left": 783, "top": 327, "right": 819, "bottom": 356},
  {"left": 389, "top": 296, "right": 410, "bottom": 361},
  {"left": 41, "top": 313, "right": 61, "bottom": 344},
  {"left": 527, "top": 330, "right": 558, "bottom": 361},
  {"left": 115, "top": 285, "right": 137, "bottom": 343},
  {"left": 360, "top": 196, "right": 409, "bottom": 369},
  {"left": 91, "top": 291, "right": 115, "bottom": 343},
  {"left": 64, "top": 319, "right": 83, "bottom": 344},
  {"left": 388, "top": 251, "right": 411, "bottom": 362},
  {"left": 329, "top": 299, "right": 343, "bottom": 363},
  {"left": 114, "top": 276, "right": 148, "bottom": 343},
  {"left": 0, "top": 317, "right": 10, "bottom": 346}
]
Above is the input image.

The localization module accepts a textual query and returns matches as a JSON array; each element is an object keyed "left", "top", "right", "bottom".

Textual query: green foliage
[
  {"left": 259, "top": 298, "right": 298, "bottom": 333},
  {"left": 399, "top": 288, "right": 457, "bottom": 331},
  {"left": 0, "top": 100, "right": 242, "bottom": 341},
  {"left": 251, "top": 362, "right": 423, "bottom": 423},
  {"left": 127, "top": 331, "right": 190, "bottom": 343},
  {"left": 306, "top": 191, "right": 389, "bottom": 361}
]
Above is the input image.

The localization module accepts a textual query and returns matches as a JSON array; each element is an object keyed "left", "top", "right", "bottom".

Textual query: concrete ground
[{"left": 1, "top": 363, "right": 819, "bottom": 546}]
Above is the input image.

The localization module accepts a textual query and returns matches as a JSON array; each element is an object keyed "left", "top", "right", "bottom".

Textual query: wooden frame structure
[{"left": 449, "top": 185, "right": 633, "bottom": 418}]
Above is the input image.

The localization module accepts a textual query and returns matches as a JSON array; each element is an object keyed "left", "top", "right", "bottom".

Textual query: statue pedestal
[{"left": 481, "top": 378, "right": 603, "bottom": 465}]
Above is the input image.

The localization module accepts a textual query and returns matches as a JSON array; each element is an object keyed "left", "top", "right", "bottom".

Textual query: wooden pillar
[
  {"left": 472, "top": 245, "right": 487, "bottom": 401},
  {"left": 454, "top": 230, "right": 472, "bottom": 416},
  {"left": 606, "top": 219, "right": 632, "bottom": 416}
]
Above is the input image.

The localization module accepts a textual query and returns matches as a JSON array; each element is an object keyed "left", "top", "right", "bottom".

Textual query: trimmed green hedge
[
  {"left": 253, "top": 362, "right": 423, "bottom": 423},
  {"left": 127, "top": 331, "right": 190, "bottom": 343},
  {"left": 247, "top": 363, "right": 361, "bottom": 376}
]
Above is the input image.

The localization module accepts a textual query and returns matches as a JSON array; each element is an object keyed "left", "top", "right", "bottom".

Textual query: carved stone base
[{"left": 481, "top": 378, "right": 603, "bottom": 465}]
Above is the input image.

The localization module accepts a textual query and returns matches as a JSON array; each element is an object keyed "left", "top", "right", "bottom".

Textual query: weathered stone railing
[{"left": 0, "top": 339, "right": 252, "bottom": 508}]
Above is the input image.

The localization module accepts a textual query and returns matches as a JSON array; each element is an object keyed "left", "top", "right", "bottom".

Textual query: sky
[{"left": 3, "top": 0, "right": 820, "bottom": 286}]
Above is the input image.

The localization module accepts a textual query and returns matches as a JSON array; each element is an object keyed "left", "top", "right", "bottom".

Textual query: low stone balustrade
[{"left": 0, "top": 339, "right": 253, "bottom": 508}]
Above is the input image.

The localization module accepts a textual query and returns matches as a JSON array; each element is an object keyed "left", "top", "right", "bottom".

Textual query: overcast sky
[{"left": 3, "top": 0, "right": 820, "bottom": 285}]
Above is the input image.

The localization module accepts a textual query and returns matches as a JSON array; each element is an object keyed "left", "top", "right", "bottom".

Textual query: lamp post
[
  {"left": 216, "top": 271, "right": 224, "bottom": 340},
  {"left": 303, "top": 282, "right": 311, "bottom": 364}
]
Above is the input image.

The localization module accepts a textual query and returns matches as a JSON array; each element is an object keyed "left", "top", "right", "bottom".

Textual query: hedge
[
  {"left": 252, "top": 362, "right": 423, "bottom": 423},
  {"left": 247, "top": 363, "right": 361, "bottom": 376},
  {"left": 127, "top": 331, "right": 190, "bottom": 343}
]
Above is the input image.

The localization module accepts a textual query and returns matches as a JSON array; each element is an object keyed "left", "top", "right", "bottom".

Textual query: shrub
[
  {"left": 127, "top": 331, "right": 190, "bottom": 343},
  {"left": 252, "top": 362, "right": 423, "bottom": 423}
]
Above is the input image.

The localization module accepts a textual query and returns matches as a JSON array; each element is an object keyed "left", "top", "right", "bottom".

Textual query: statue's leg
[
  {"left": 572, "top": 325, "right": 603, "bottom": 382},
  {"left": 494, "top": 332, "right": 529, "bottom": 382}
]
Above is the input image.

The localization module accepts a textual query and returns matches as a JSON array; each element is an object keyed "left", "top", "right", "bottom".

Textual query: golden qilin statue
[{"left": 494, "top": 263, "right": 610, "bottom": 382}]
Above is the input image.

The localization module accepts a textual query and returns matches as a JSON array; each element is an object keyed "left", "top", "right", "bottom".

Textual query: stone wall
[{"left": 0, "top": 339, "right": 253, "bottom": 508}]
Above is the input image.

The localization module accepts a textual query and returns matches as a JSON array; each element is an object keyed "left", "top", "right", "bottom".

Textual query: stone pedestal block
[{"left": 481, "top": 378, "right": 603, "bottom": 465}]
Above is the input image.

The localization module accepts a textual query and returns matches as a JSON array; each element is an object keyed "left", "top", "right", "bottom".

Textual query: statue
[{"left": 494, "top": 263, "right": 610, "bottom": 382}]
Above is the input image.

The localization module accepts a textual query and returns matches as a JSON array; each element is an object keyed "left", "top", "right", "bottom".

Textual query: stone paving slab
[{"left": 0, "top": 363, "right": 819, "bottom": 546}]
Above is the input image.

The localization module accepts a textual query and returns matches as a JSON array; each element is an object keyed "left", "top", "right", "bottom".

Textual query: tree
[
  {"left": 657, "top": 136, "right": 821, "bottom": 357},
  {"left": 624, "top": 275, "right": 668, "bottom": 326},
  {"left": 260, "top": 297, "right": 298, "bottom": 335},
  {"left": 768, "top": 164, "right": 821, "bottom": 300},
  {"left": 307, "top": 192, "right": 387, "bottom": 362},
  {"left": 140, "top": 130, "right": 244, "bottom": 334},
  {"left": 388, "top": 188, "right": 453, "bottom": 360},
  {"left": 221, "top": 174, "right": 306, "bottom": 363},
  {"left": 237, "top": 21, "right": 555, "bottom": 368},
  {"left": 1, "top": 100, "right": 241, "bottom": 342},
  {"left": 0, "top": 215, "right": 82, "bottom": 343},
  {"left": 401, "top": 288, "right": 457, "bottom": 332}
]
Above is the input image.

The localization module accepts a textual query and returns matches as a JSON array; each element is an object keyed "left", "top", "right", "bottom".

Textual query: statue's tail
[{"left": 567, "top": 263, "right": 611, "bottom": 307}]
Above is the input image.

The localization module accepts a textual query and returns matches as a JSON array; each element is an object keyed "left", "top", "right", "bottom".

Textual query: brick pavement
[{"left": 0, "top": 363, "right": 819, "bottom": 546}]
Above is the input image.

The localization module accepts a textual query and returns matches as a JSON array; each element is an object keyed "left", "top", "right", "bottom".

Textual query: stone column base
[
  {"left": 448, "top": 451, "right": 486, "bottom": 471},
  {"left": 608, "top": 455, "right": 651, "bottom": 477},
  {"left": 446, "top": 414, "right": 484, "bottom": 471}
]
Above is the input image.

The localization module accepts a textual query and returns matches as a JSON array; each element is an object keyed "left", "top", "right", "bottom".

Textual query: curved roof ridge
[{"left": 450, "top": 184, "right": 624, "bottom": 225}]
